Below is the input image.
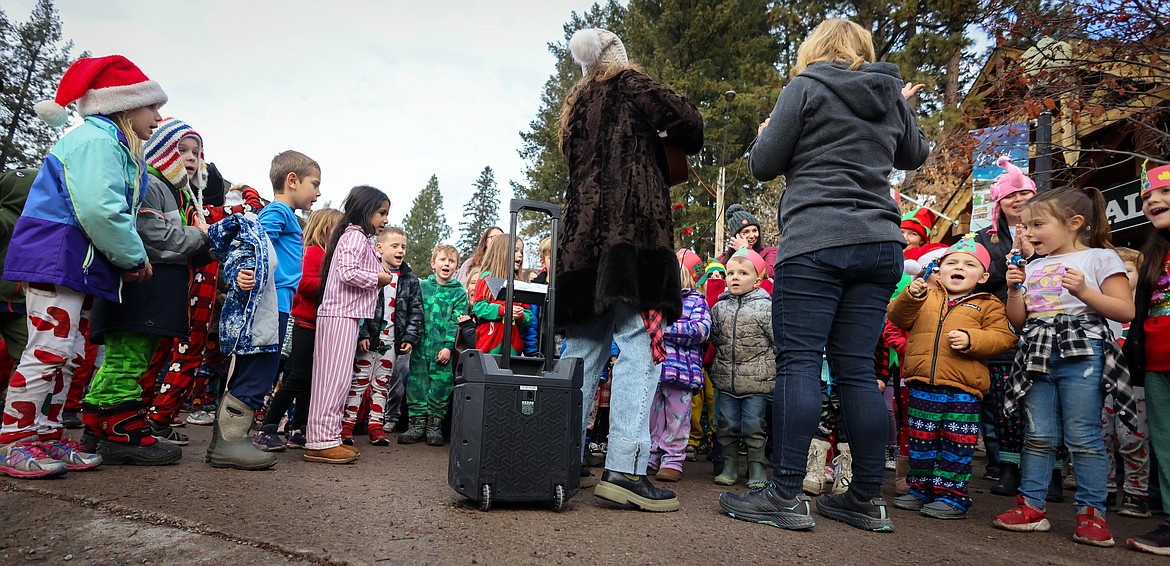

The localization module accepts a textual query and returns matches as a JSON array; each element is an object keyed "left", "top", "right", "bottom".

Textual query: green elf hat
[
  {"left": 900, "top": 207, "right": 937, "bottom": 242},
  {"left": 697, "top": 259, "right": 726, "bottom": 287}
]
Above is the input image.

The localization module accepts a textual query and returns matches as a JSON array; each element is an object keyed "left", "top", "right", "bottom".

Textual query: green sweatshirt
[{"left": 419, "top": 274, "right": 470, "bottom": 354}]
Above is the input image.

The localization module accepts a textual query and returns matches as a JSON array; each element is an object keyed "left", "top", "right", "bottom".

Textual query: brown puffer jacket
[
  {"left": 887, "top": 283, "right": 1017, "bottom": 398},
  {"left": 710, "top": 288, "right": 775, "bottom": 396}
]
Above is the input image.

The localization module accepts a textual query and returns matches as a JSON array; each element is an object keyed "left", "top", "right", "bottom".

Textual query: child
[
  {"left": 83, "top": 116, "right": 214, "bottom": 465},
  {"left": 688, "top": 260, "right": 725, "bottom": 462},
  {"left": 710, "top": 247, "right": 774, "bottom": 488},
  {"left": 1101, "top": 246, "right": 1150, "bottom": 518},
  {"left": 900, "top": 207, "right": 937, "bottom": 249},
  {"left": 993, "top": 186, "right": 1135, "bottom": 547},
  {"left": 649, "top": 250, "right": 711, "bottom": 482},
  {"left": 252, "top": 208, "right": 343, "bottom": 451},
  {"left": 304, "top": 186, "right": 393, "bottom": 464},
  {"left": 400, "top": 245, "right": 468, "bottom": 446},
  {"left": 206, "top": 150, "right": 319, "bottom": 470},
  {"left": 1125, "top": 163, "right": 1170, "bottom": 556},
  {"left": 471, "top": 234, "right": 533, "bottom": 358},
  {"left": 887, "top": 235, "right": 1016, "bottom": 519},
  {"left": 379, "top": 227, "right": 423, "bottom": 434},
  {"left": 0, "top": 55, "right": 166, "bottom": 478},
  {"left": 146, "top": 119, "right": 266, "bottom": 434}
]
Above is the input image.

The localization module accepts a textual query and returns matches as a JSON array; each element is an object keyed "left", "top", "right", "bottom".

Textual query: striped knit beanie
[{"left": 145, "top": 117, "right": 207, "bottom": 198}]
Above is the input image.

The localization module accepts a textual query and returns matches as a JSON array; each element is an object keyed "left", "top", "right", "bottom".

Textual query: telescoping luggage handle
[{"left": 501, "top": 199, "right": 561, "bottom": 372}]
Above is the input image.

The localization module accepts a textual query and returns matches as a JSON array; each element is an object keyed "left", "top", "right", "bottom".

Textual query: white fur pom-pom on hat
[
  {"left": 569, "top": 28, "right": 629, "bottom": 73},
  {"left": 34, "top": 100, "right": 70, "bottom": 127},
  {"left": 903, "top": 258, "right": 922, "bottom": 277}
]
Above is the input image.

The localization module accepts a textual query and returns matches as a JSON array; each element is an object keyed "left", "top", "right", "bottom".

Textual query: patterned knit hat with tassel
[{"left": 145, "top": 118, "right": 207, "bottom": 209}]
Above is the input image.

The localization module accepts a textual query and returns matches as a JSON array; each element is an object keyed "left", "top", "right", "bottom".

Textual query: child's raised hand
[
  {"left": 946, "top": 330, "right": 970, "bottom": 351},
  {"left": 1060, "top": 267, "right": 1087, "bottom": 297},
  {"left": 437, "top": 348, "right": 451, "bottom": 364},
  {"left": 1005, "top": 264, "right": 1025, "bottom": 289},
  {"left": 236, "top": 269, "right": 255, "bottom": 291},
  {"left": 907, "top": 278, "right": 928, "bottom": 298},
  {"left": 1013, "top": 224, "right": 1034, "bottom": 258}
]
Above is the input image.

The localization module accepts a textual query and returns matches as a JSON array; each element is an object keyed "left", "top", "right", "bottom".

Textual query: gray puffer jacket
[{"left": 710, "top": 287, "right": 775, "bottom": 396}]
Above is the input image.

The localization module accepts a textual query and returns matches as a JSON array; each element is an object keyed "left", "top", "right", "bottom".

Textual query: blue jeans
[
  {"left": 564, "top": 303, "right": 660, "bottom": 475},
  {"left": 1019, "top": 339, "right": 1108, "bottom": 512},
  {"left": 771, "top": 242, "right": 903, "bottom": 500},
  {"left": 229, "top": 312, "right": 289, "bottom": 411},
  {"left": 715, "top": 392, "right": 769, "bottom": 450}
]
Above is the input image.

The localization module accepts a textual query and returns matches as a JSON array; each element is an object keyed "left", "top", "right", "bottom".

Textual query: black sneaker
[
  {"left": 62, "top": 409, "right": 83, "bottom": 429},
  {"left": 983, "top": 465, "right": 1001, "bottom": 481},
  {"left": 285, "top": 429, "right": 306, "bottom": 449},
  {"left": 593, "top": 470, "right": 679, "bottom": 512},
  {"left": 251, "top": 424, "right": 286, "bottom": 452},
  {"left": 816, "top": 491, "right": 894, "bottom": 532},
  {"left": 1120, "top": 493, "right": 1152, "bottom": 519},
  {"left": 148, "top": 420, "right": 190, "bottom": 446},
  {"left": 1130, "top": 523, "right": 1170, "bottom": 556},
  {"left": 719, "top": 481, "right": 816, "bottom": 530}
]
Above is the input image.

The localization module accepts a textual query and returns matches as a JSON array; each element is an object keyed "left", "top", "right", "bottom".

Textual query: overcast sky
[{"left": 10, "top": 0, "right": 601, "bottom": 241}]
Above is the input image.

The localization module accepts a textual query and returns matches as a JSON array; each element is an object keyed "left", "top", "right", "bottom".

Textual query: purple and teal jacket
[
  {"left": 3, "top": 116, "right": 149, "bottom": 302},
  {"left": 660, "top": 288, "right": 712, "bottom": 389}
]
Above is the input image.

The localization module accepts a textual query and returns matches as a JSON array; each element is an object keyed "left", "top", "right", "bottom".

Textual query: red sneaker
[
  {"left": 993, "top": 496, "right": 1051, "bottom": 532},
  {"left": 367, "top": 425, "right": 389, "bottom": 446},
  {"left": 1073, "top": 507, "right": 1115, "bottom": 547},
  {"left": 341, "top": 421, "right": 355, "bottom": 446}
]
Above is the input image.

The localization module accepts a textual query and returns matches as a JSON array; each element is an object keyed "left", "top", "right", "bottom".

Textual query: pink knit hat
[
  {"left": 987, "top": 156, "right": 1037, "bottom": 237},
  {"left": 730, "top": 247, "right": 766, "bottom": 279},
  {"left": 677, "top": 248, "right": 703, "bottom": 281}
]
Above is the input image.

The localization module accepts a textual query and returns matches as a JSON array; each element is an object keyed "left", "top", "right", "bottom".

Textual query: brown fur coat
[{"left": 556, "top": 69, "right": 704, "bottom": 328}]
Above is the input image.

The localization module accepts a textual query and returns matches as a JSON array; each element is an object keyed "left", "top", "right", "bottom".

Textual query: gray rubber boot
[
  {"left": 714, "top": 442, "right": 739, "bottom": 486},
  {"left": 205, "top": 392, "right": 277, "bottom": 470},
  {"left": 747, "top": 447, "right": 768, "bottom": 489}
]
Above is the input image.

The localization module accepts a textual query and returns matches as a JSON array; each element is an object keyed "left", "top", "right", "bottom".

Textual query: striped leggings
[{"left": 306, "top": 316, "right": 360, "bottom": 451}]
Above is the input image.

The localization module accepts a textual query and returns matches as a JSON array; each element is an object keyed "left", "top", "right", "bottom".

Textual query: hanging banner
[{"left": 970, "top": 123, "right": 1031, "bottom": 232}]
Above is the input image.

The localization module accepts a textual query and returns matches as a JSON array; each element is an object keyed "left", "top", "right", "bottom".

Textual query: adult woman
[
  {"left": 719, "top": 19, "right": 929, "bottom": 531},
  {"left": 558, "top": 28, "right": 703, "bottom": 512},
  {"left": 456, "top": 226, "right": 502, "bottom": 291},
  {"left": 973, "top": 156, "right": 1037, "bottom": 496},
  {"left": 717, "top": 204, "right": 778, "bottom": 279}
]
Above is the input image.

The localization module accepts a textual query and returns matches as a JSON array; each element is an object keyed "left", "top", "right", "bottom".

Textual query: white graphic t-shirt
[{"left": 1024, "top": 248, "right": 1126, "bottom": 331}]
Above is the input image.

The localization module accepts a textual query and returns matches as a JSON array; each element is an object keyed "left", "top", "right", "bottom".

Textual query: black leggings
[{"left": 263, "top": 325, "right": 314, "bottom": 430}]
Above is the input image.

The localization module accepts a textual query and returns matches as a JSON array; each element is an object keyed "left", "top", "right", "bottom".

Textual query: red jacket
[{"left": 291, "top": 245, "right": 325, "bottom": 329}]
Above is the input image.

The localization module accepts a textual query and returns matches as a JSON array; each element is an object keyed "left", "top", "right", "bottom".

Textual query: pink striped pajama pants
[{"left": 306, "top": 316, "right": 360, "bottom": 450}]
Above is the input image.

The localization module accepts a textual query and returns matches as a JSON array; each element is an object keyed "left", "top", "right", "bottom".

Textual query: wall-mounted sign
[{"left": 1103, "top": 179, "right": 1150, "bottom": 233}]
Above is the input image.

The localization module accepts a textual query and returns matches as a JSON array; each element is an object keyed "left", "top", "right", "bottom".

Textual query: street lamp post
[{"left": 715, "top": 90, "right": 735, "bottom": 253}]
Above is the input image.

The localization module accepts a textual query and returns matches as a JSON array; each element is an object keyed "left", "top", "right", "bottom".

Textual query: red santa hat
[{"left": 34, "top": 55, "right": 168, "bottom": 127}]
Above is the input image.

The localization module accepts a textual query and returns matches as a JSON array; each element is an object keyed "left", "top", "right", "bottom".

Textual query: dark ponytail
[
  {"left": 318, "top": 185, "right": 390, "bottom": 301},
  {"left": 1081, "top": 187, "right": 1112, "bottom": 249},
  {"left": 1140, "top": 227, "right": 1170, "bottom": 292}
]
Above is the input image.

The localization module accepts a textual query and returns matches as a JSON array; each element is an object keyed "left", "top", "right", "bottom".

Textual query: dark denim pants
[
  {"left": 771, "top": 242, "right": 902, "bottom": 500},
  {"left": 230, "top": 312, "right": 289, "bottom": 411}
]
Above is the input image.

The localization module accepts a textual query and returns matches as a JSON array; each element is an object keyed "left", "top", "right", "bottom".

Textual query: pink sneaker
[
  {"left": 41, "top": 437, "right": 103, "bottom": 471},
  {"left": 0, "top": 441, "right": 67, "bottom": 479}
]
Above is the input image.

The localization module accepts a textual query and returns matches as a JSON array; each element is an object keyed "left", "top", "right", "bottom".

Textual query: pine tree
[
  {"left": 456, "top": 166, "right": 501, "bottom": 259},
  {"left": 0, "top": 0, "right": 80, "bottom": 170},
  {"left": 401, "top": 174, "right": 451, "bottom": 278}
]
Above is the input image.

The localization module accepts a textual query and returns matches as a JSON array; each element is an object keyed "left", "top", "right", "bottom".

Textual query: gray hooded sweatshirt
[{"left": 749, "top": 62, "right": 930, "bottom": 262}]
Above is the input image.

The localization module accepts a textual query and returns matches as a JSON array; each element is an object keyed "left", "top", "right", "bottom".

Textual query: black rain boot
[
  {"left": 397, "top": 416, "right": 426, "bottom": 444},
  {"left": 991, "top": 462, "right": 1020, "bottom": 497},
  {"left": 96, "top": 401, "right": 182, "bottom": 466},
  {"left": 1046, "top": 468, "right": 1064, "bottom": 503},
  {"left": 425, "top": 415, "right": 445, "bottom": 446}
]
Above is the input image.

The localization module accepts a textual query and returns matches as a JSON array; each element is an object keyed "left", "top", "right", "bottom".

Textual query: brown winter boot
[{"left": 895, "top": 455, "right": 910, "bottom": 495}]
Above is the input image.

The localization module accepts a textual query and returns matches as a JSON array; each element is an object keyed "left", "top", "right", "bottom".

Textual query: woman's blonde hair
[
  {"left": 792, "top": 19, "right": 876, "bottom": 77},
  {"left": 303, "top": 208, "right": 343, "bottom": 249},
  {"left": 478, "top": 232, "right": 514, "bottom": 282},
  {"left": 559, "top": 62, "right": 642, "bottom": 147},
  {"left": 679, "top": 262, "right": 695, "bottom": 291},
  {"left": 111, "top": 111, "right": 145, "bottom": 161}
]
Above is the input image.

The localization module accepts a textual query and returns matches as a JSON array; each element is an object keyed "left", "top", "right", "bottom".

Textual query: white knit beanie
[{"left": 569, "top": 28, "right": 629, "bottom": 73}]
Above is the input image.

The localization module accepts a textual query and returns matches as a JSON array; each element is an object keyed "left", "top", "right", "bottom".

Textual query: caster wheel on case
[
  {"left": 479, "top": 484, "right": 492, "bottom": 511},
  {"left": 552, "top": 484, "right": 565, "bottom": 511}
]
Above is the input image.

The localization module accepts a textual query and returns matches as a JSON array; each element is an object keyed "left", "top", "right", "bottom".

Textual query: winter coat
[
  {"left": 0, "top": 169, "right": 35, "bottom": 312},
  {"left": 290, "top": 245, "right": 325, "bottom": 329},
  {"left": 472, "top": 271, "right": 532, "bottom": 356},
  {"left": 557, "top": 69, "right": 704, "bottom": 328},
  {"left": 394, "top": 261, "right": 424, "bottom": 352},
  {"left": 887, "top": 283, "right": 1017, "bottom": 398},
  {"left": 316, "top": 225, "right": 382, "bottom": 319},
  {"left": 710, "top": 288, "right": 775, "bottom": 396},
  {"left": 90, "top": 174, "right": 211, "bottom": 342},
  {"left": 209, "top": 214, "right": 280, "bottom": 355},
  {"left": 661, "top": 289, "right": 712, "bottom": 389},
  {"left": 4, "top": 116, "right": 149, "bottom": 302},
  {"left": 417, "top": 274, "right": 469, "bottom": 355},
  {"left": 750, "top": 62, "right": 929, "bottom": 263}
]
